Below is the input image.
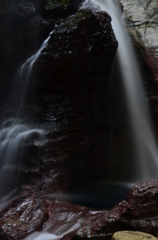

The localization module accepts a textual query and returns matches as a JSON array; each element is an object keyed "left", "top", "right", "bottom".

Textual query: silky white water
[
  {"left": 0, "top": 118, "right": 43, "bottom": 203},
  {"left": 0, "top": 31, "right": 54, "bottom": 203},
  {"left": 19, "top": 30, "right": 54, "bottom": 109},
  {"left": 24, "top": 223, "right": 81, "bottom": 240},
  {"left": 91, "top": 0, "right": 158, "bottom": 182}
]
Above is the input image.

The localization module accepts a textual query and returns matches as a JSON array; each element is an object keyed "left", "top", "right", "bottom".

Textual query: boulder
[
  {"left": 111, "top": 231, "right": 157, "bottom": 240},
  {"left": 32, "top": 8, "right": 117, "bottom": 124},
  {"left": 18, "top": 7, "right": 118, "bottom": 187}
]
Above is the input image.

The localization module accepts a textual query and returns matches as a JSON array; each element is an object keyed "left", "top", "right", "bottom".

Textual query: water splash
[{"left": 91, "top": 0, "right": 158, "bottom": 182}]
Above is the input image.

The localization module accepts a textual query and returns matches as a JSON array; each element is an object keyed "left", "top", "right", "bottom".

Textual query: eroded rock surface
[
  {"left": 1, "top": 179, "right": 158, "bottom": 239},
  {"left": 120, "top": 0, "right": 158, "bottom": 49},
  {"left": 16, "top": 2, "right": 118, "bottom": 189},
  {"left": 0, "top": 0, "right": 119, "bottom": 238}
]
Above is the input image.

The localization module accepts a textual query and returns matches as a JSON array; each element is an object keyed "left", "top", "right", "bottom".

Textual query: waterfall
[
  {"left": 19, "top": 31, "right": 53, "bottom": 109},
  {"left": 91, "top": 0, "right": 158, "bottom": 182},
  {"left": 0, "top": 31, "right": 53, "bottom": 204}
]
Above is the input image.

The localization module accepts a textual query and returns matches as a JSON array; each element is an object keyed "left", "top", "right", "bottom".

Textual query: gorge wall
[
  {"left": 0, "top": 0, "right": 118, "bottom": 190},
  {"left": 0, "top": 0, "right": 119, "bottom": 238},
  {"left": 1, "top": 0, "right": 158, "bottom": 239}
]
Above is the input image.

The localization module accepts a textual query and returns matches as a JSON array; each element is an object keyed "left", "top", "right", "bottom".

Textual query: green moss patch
[{"left": 45, "top": 0, "right": 68, "bottom": 10}]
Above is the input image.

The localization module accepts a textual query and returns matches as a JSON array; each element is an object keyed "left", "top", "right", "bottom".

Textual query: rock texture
[
  {"left": 1, "top": 179, "right": 158, "bottom": 239},
  {"left": 120, "top": 0, "right": 158, "bottom": 49},
  {"left": 0, "top": 0, "right": 119, "bottom": 238},
  {"left": 15, "top": 1, "right": 118, "bottom": 190},
  {"left": 2, "top": 0, "right": 158, "bottom": 239},
  {"left": 111, "top": 231, "right": 157, "bottom": 240}
]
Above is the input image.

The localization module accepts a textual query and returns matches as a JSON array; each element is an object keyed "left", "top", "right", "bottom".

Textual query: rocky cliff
[
  {"left": 0, "top": 0, "right": 119, "bottom": 238},
  {"left": 1, "top": 1, "right": 158, "bottom": 239}
]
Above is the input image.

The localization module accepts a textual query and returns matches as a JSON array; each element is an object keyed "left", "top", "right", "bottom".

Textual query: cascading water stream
[
  {"left": 91, "top": 0, "right": 158, "bottom": 182},
  {"left": 0, "top": 31, "right": 53, "bottom": 204},
  {"left": 19, "top": 30, "right": 53, "bottom": 109}
]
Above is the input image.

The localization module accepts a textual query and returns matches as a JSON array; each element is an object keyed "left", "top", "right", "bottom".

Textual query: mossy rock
[
  {"left": 53, "top": 9, "right": 92, "bottom": 34},
  {"left": 45, "top": 0, "right": 68, "bottom": 10},
  {"left": 44, "top": 0, "right": 83, "bottom": 19}
]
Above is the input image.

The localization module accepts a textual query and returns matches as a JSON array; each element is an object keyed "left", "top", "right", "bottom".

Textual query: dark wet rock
[
  {"left": 19, "top": 15, "right": 52, "bottom": 49},
  {"left": 66, "top": 0, "right": 84, "bottom": 16},
  {"left": 44, "top": 0, "right": 68, "bottom": 18},
  {"left": 15, "top": 7, "right": 118, "bottom": 187},
  {"left": 8, "top": 0, "right": 35, "bottom": 18},
  {"left": 44, "top": 0, "right": 83, "bottom": 19},
  {"left": 33, "top": 8, "right": 117, "bottom": 124},
  {"left": 0, "top": 0, "right": 8, "bottom": 18},
  {"left": 0, "top": 0, "right": 117, "bottom": 199},
  {"left": 0, "top": 194, "right": 49, "bottom": 239},
  {"left": 1, "top": 180, "right": 158, "bottom": 239},
  {"left": 30, "top": 0, "right": 48, "bottom": 14},
  {"left": 79, "top": 179, "right": 158, "bottom": 238},
  {"left": 0, "top": 0, "right": 119, "bottom": 238}
]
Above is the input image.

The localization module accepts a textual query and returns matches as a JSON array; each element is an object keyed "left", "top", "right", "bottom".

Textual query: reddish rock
[
  {"left": 78, "top": 179, "right": 158, "bottom": 238},
  {"left": 144, "top": 50, "right": 158, "bottom": 137},
  {"left": 1, "top": 180, "right": 158, "bottom": 239},
  {"left": 144, "top": 50, "right": 158, "bottom": 89}
]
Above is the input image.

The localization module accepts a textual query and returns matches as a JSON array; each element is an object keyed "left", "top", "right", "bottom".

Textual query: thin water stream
[{"left": 0, "top": 31, "right": 54, "bottom": 204}]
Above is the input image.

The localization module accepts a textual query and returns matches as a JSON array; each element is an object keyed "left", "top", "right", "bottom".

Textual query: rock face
[
  {"left": 120, "top": 0, "right": 158, "bottom": 49},
  {"left": 16, "top": 1, "right": 118, "bottom": 189},
  {"left": 2, "top": 0, "right": 158, "bottom": 239},
  {"left": 33, "top": 8, "right": 117, "bottom": 125},
  {"left": 1, "top": 179, "right": 158, "bottom": 239},
  {"left": 75, "top": 179, "right": 158, "bottom": 239},
  {"left": 0, "top": 0, "right": 119, "bottom": 238}
]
